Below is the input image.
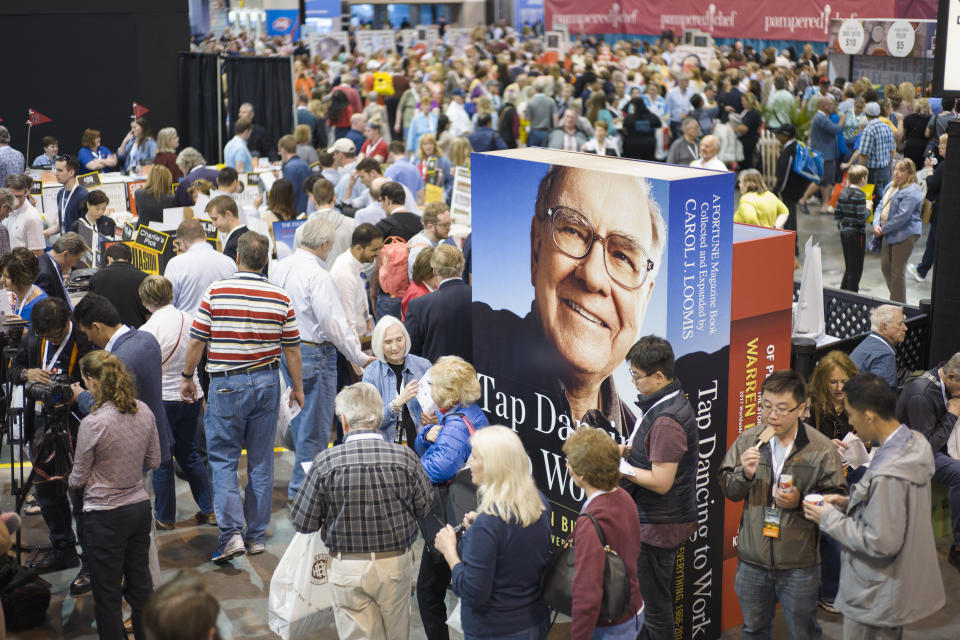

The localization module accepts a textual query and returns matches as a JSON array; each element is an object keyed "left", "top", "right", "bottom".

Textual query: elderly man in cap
[
  {"left": 857, "top": 102, "right": 896, "bottom": 198},
  {"left": 445, "top": 88, "right": 473, "bottom": 138}
]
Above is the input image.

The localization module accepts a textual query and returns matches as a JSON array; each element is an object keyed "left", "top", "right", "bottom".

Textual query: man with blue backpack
[{"left": 773, "top": 125, "right": 811, "bottom": 264}]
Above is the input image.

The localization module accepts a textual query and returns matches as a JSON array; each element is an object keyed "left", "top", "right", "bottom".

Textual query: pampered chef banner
[{"left": 545, "top": 0, "right": 934, "bottom": 43}]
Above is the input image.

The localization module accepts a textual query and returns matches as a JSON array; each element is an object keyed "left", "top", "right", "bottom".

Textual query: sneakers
[
  {"left": 155, "top": 519, "right": 175, "bottom": 531},
  {"left": 799, "top": 201, "right": 810, "bottom": 215},
  {"left": 949, "top": 545, "right": 960, "bottom": 571},
  {"left": 195, "top": 511, "right": 217, "bottom": 527},
  {"left": 212, "top": 534, "right": 246, "bottom": 565},
  {"left": 907, "top": 263, "right": 926, "bottom": 282},
  {"left": 246, "top": 541, "right": 266, "bottom": 555},
  {"left": 818, "top": 598, "right": 839, "bottom": 614}
]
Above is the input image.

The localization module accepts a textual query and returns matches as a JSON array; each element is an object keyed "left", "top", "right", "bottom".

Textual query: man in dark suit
[
  {"left": 88, "top": 243, "right": 149, "bottom": 327},
  {"left": 206, "top": 195, "right": 247, "bottom": 262},
  {"left": 35, "top": 232, "right": 86, "bottom": 307},
  {"left": 237, "top": 102, "right": 273, "bottom": 160},
  {"left": 404, "top": 244, "right": 472, "bottom": 363},
  {"left": 173, "top": 147, "right": 219, "bottom": 207},
  {"left": 72, "top": 293, "right": 173, "bottom": 465},
  {"left": 53, "top": 155, "right": 89, "bottom": 239}
]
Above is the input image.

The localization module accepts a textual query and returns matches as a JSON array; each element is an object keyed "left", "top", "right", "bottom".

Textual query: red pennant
[
  {"left": 133, "top": 102, "right": 150, "bottom": 118},
  {"left": 27, "top": 109, "right": 52, "bottom": 127}
]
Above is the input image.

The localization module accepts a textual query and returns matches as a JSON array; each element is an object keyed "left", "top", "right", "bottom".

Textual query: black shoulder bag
[{"left": 541, "top": 512, "right": 630, "bottom": 623}]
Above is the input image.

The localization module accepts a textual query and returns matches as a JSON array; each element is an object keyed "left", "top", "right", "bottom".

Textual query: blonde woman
[
  {"left": 153, "top": 127, "right": 182, "bottom": 180},
  {"left": 434, "top": 426, "right": 551, "bottom": 640},
  {"left": 734, "top": 169, "right": 788, "bottom": 228},
  {"left": 417, "top": 133, "right": 453, "bottom": 195},
  {"left": 293, "top": 124, "right": 318, "bottom": 165},
  {"left": 471, "top": 95, "right": 499, "bottom": 131},
  {"left": 450, "top": 137, "right": 473, "bottom": 172},
  {"left": 415, "top": 355, "right": 490, "bottom": 638},
  {"left": 69, "top": 350, "right": 160, "bottom": 640},
  {"left": 875, "top": 158, "right": 923, "bottom": 302},
  {"left": 134, "top": 165, "right": 175, "bottom": 224}
]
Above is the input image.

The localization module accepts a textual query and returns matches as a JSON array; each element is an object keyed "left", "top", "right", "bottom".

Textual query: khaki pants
[
  {"left": 329, "top": 549, "right": 414, "bottom": 640},
  {"left": 843, "top": 617, "right": 902, "bottom": 640},
  {"left": 880, "top": 235, "right": 918, "bottom": 303}
]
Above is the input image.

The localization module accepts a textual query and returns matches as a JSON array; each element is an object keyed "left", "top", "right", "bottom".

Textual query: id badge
[{"left": 763, "top": 506, "right": 781, "bottom": 538}]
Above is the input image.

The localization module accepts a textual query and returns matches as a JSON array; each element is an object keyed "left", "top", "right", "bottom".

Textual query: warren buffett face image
[{"left": 530, "top": 166, "right": 665, "bottom": 386}]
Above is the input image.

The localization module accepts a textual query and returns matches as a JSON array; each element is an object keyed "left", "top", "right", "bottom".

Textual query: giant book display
[{"left": 471, "top": 149, "right": 732, "bottom": 637}]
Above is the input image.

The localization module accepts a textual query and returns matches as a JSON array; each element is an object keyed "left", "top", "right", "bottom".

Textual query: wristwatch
[{"left": 181, "top": 371, "right": 194, "bottom": 379}]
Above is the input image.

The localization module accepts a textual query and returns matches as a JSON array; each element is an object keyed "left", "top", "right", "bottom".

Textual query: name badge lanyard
[
  {"left": 770, "top": 439, "right": 794, "bottom": 506},
  {"left": 627, "top": 389, "right": 680, "bottom": 447},
  {"left": 60, "top": 184, "right": 77, "bottom": 229},
  {"left": 34, "top": 333, "right": 70, "bottom": 413}
]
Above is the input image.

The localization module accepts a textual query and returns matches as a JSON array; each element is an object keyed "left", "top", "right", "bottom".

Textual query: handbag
[
  {"left": 268, "top": 532, "right": 335, "bottom": 640},
  {"left": 792, "top": 141, "right": 824, "bottom": 183},
  {"left": 541, "top": 513, "right": 630, "bottom": 623}
]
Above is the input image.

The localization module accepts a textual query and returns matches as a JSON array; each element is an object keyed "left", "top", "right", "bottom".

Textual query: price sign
[
  {"left": 838, "top": 19, "right": 865, "bottom": 55},
  {"left": 886, "top": 20, "right": 916, "bottom": 58},
  {"left": 76, "top": 172, "right": 102, "bottom": 188},
  {"left": 134, "top": 225, "right": 170, "bottom": 253},
  {"left": 29, "top": 180, "right": 43, "bottom": 196}
]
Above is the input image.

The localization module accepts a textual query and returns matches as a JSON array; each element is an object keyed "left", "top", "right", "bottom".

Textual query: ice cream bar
[{"left": 754, "top": 425, "right": 776, "bottom": 446}]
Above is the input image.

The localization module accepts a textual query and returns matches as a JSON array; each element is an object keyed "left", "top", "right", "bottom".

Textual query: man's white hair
[
  {"left": 870, "top": 304, "right": 902, "bottom": 332},
  {"left": 335, "top": 382, "right": 383, "bottom": 430},
  {"left": 300, "top": 218, "right": 336, "bottom": 250}
]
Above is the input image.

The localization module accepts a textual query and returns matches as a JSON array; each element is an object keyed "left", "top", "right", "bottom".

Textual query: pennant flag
[
  {"left": 27, "top": 109, "right": 52, "bottom": 127},
  {"left": 133, "top": 102, "right": 150, "bottom": 118}
]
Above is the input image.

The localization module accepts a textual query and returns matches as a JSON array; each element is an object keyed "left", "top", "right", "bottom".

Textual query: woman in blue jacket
[
  {"left": 415, "top": 355, "right": 489, "bottom": 640},
  {"left": 875, "top": 158, "right": 922, "bottom": 303},
  {"left": 435, "top": 426, "right": 551, "bottom": 640},
  {"left": 362, "top": 316, "right": 431, "bottom": 446}
]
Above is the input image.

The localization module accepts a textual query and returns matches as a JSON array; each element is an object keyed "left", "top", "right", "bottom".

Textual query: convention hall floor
[{"left": 5, "top": 206, "right": 956, "bottom": 639}]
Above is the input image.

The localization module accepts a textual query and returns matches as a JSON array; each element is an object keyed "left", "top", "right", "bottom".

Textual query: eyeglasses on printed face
[{"left": 544, "top": 206, "right": 655, "bottom": 290}]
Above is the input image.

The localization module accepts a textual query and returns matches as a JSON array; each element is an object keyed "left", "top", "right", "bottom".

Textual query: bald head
[
  {"left": 700, "top": 135, "right": 719, "bottom": 161},
  {"left": 369, "top": 177, "right": 388, "bottom": 200}
]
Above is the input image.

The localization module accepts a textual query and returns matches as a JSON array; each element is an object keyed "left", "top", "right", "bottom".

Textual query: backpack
[
  {"left": 793, "top": 140, "right": 824, "bottom": 183},
  {"left": 0, "top": 556, "right": 51, "bottom": 631},
  {"left": 378, "top": 236, "right": 429, "bottom": 297},
  {"left": 373, "top": 71, "right": 394, "bottom": 96}
]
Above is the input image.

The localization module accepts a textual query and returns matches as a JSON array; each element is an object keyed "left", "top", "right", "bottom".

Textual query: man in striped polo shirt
[{"left": 180, "top": 231, "right": 305, "bottom": 564}]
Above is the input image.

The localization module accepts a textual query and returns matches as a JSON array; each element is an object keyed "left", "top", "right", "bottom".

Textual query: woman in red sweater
[
  {"left": 401, "top": 246, "right": 435, "bottom": 321},
  {"left": 563, "top": 426, "right": 645, "bottom": 639}
]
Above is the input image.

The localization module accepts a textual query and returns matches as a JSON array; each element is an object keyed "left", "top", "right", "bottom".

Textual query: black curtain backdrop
[
  {"left": 929, "top": 119, "right": 960, "bottom": 365},
  {"left": 178, "top": 53, "right": 222, "bottom": 164},
  {"left": 0, "top": 1, "right": 187, "bottom": 165},
  {"left": 225, "top": 57, "right": 294, "bottom": 163}
]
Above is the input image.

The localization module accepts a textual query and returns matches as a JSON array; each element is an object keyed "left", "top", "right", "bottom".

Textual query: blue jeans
[
  {"left": 465, "top": 619, "right": 549, "bottom": 640},
  {"left": 527, "top": 129, "right": 549, "bottom": 148},
  {"left": 868, "top": 166, "right": 891, "bottom": 204},
  {"left": 282, "top": 342, "right": 337, "bottom": 499},
  {"left": 734, "top": 561, "right": 821, "bottom": 640},
  {"left": 591, "top": 612, "right": 644, "bottom": 639},
  {"left": 819, "top": 533, "right": 841, "bottom": 602},
  {"left": 934, "top": 452, "right": 960, "bottom": 545},
  {"left": 204, "top": 367, "right": 280, "bottom": 546},
  {"left": 153, "top": 400, "right": 213, "bottom": 524},
  {"left": 376, "top": 291, "right": 402, "bottom": 322}
]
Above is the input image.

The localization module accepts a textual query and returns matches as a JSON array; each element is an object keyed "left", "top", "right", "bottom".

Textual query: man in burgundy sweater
[{"left": 619, "top": 336, "right": 699, "bottom": 640}]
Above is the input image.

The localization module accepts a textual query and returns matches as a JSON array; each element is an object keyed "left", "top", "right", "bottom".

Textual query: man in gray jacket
[{"left": 805, "top": 373, "right": 945, "bottom": 640}]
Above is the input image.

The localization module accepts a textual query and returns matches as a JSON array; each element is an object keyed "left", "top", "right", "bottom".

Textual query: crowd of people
[{"left": 0, "top": 17, "right": 956, "bottom": 640}]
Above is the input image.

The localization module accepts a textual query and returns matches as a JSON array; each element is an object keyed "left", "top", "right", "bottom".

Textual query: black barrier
[{"left": 791, "top": 283, "right": 932, "bottom": 379}]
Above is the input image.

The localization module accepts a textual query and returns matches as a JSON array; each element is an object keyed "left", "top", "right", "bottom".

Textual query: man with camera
[{"left": 8, "top": 298, "right": 93, "bottom": 594}]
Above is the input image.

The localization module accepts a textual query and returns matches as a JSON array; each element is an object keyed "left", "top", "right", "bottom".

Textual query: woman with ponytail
[{"left": 69, "top": 350, "right": 161, "bottom": 640}]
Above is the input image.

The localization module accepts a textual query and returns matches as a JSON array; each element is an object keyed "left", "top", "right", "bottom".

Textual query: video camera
[{"left": 24, "top": 377, "right": 74, "bottom": 407}]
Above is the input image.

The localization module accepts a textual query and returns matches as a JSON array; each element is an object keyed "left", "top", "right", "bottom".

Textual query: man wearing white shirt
[
  {"left": 689, "top": 136, "right": 728, "bottom": 172},
  {"left": 293, "top": 179, "right": 355, "bottom": 265},
  {"left": 270, "top": 218, "right": 375, "bottom": 500},
  {"left": 164, "top": 219, "right": 237, "bottom": 316},
  {"left": 445, "top": 88, "right": 473, "bottom": 138},
  {"left": 330, "top": 223, "right": 383, "bottom": 342},
  {"left": 406, "top": 202, "right": 452, "bottom": 280},
  {"left": 4, "top": 174, "right": 45, "bottom": 254}
]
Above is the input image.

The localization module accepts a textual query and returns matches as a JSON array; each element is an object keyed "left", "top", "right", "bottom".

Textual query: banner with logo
[
  {"left": 545, "top": 0, "right": 933, "bottom": 42},
  {"left": 266, "top": 9, "right": 301, "bottom": 41}
]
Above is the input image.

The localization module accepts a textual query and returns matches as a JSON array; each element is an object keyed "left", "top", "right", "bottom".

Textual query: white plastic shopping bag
[
  {"left": 445, "top": 598, "right": 463, "bottom": 634},
  {"left": 793, "top": 237, "right": 824, "bottom": 340},
  {"left": 268, "top": 531, "right": 336, "bottom": 639}
]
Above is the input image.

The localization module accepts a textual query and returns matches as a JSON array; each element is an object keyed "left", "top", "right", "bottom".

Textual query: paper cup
[
  {"left": 804, "top": 493, "right": 824, "bottom": 506},
  {"left": 779, "top": 474, "right": 793, "bottom": 491}
]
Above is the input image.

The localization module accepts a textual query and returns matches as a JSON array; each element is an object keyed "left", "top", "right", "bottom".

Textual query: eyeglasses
[
  {"left": 760, "top": 401, "right": 802, "bottom": 416},
  {"left": 544, "top": 206, "right": 655, "bottom": 290},
  {"left": 35, "top": 328, "right": 65, "bottom": 341},
  {"left": 630, "top": 369, "right": 653, "bottom": 382}
]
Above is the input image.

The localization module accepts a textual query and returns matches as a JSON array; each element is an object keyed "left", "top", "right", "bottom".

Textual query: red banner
[
  {"left": 133, "top": 102, "right": 150, "bottom": 118},
  {"left": 27, "top": 109, "right": 52, "bottom": 127},
  {"left": 545, "top": 0, "right": 932, "bottom": 43}
]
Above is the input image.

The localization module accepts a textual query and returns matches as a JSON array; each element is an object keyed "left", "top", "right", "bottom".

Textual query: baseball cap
[
  {"left": 775, "top": 124, "right": 796, "bottom": 137},
  {"left": 327, "top": 138, "right": 356, "bottom": 154},
  {"left": 864, "top": 102, "right": 881, "bottom": 117},
  {"left": 450, "top": 88, "right": 466, "bottom": 97}
]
